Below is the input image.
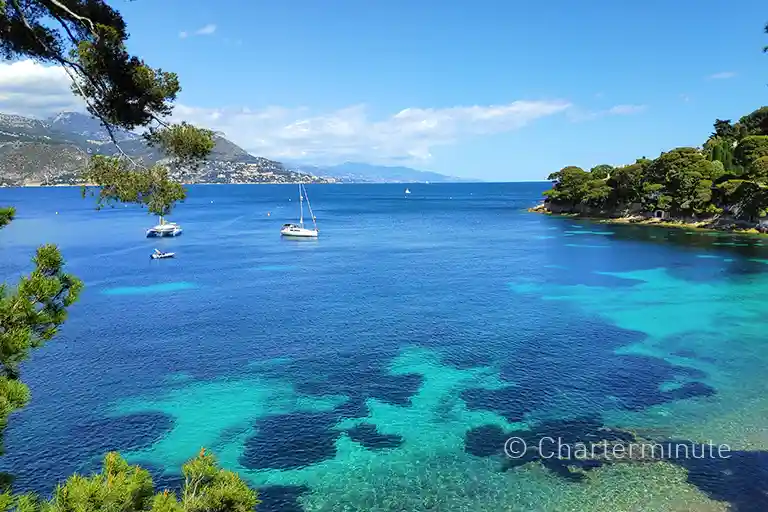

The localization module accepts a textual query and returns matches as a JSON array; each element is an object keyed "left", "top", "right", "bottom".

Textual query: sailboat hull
[
  {"left": 146, "top": 226, "right": 183, "bottom": 237},
  {"left": 280, "top": 224, "right": 318, "bottom": 238}
]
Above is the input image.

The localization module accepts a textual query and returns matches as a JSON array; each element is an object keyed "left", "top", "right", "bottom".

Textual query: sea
[{"left": 0, "top": 182, "right": 766, "bottom": 511}]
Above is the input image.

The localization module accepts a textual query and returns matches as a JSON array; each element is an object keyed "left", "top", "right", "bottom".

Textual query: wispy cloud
[
  {"left": 568, "top": 104, "right": 647, "bottom": 122},
  {"left": 195, "top": 24, "right": 217, "bottom": 36},
  {"left": 2, "top": 59, "right": 650, "bottom": 167},
  {"left": 179, "top": 24, "right": 217, "bottom": 39},
  {"left": 606, "top": 104, "right": 646, "bottom": 115},
  {"left": 170, "top": 100, "right": 573, "bottom": 164},
  {"left": 707, "top": 71, "right": 736, "bottom": 80}
]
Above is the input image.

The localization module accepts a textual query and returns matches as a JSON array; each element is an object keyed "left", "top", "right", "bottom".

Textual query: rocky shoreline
[{"left": 528, "top": 203, "right": 768, "bottom": 236}]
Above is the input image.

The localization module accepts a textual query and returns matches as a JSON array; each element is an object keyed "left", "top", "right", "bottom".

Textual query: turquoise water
[
  {"left": 0, "top": 183, "right": 766, "bottom": 511},
  {"left": 103, "top": 282, "right": 198, "bottom": 295}
]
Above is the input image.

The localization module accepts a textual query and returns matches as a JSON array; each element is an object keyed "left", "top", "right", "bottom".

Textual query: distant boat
[
  {"left": 405, "top": 188, "right": 411, "bottom": 194},
  {"left": 150, "top": 249, "right": 175, "bottom": 259},
  {"left": 146, "top": 216, "right": 182, "bottom": 237},
  {"left": 281, "top": 183, "right": 318, "bottom": 238}
]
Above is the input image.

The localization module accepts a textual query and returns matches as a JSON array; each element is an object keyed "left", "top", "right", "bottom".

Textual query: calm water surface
[{"left": 0, "top": 183, "right": 767, "bottom": 511}]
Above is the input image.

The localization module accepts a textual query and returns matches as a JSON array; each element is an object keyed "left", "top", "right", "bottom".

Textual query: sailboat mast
[
  {"left": 304, "top": 185, "right": 317, "bottom": 231},
  {"left": 299, "top": 183, "right": 304, "bottom": 227}
]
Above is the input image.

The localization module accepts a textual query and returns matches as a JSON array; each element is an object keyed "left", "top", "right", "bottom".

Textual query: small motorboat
[{"left": 151, "top": 249, "right": 175, "bottom": 259}]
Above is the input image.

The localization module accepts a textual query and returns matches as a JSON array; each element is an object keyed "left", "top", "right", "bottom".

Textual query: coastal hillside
[
  {"left": 537, "top": 106, "right": 768, "bottom": 230},
  {"left": 0, "top": 112, "right": 335, "bottom": 186}
]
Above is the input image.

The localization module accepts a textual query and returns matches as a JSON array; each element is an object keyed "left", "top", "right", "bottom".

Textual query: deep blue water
[{"left": 1, "top": 183, "right": 767, "bottom": 511}]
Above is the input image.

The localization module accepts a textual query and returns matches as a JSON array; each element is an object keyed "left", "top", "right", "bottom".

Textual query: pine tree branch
[
  {"left": 10, "top": 0, "right": 141, "bottom": 169},
  {"left": 43, "top": 0, "right": 98, "bottom": 38}
]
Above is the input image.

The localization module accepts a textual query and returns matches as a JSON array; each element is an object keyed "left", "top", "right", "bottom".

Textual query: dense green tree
[
  {"left": 712, "top": 119, "right": 739, "bottom": 141},
  {"left": 640, "top": 148, "right": 720, "bottom": 213},
  {"left": 0, "top": 209, "right": 13, "bottom": 228},
  {"left": 644, "top": 148, "right": 709, "bottom": 184},
  {"left": 735, "top": 135, "right": 768, "bottom": 168},
  {"left": 747, "top": 156, "right": 768, "bottom": 181},
  {"left": 545, "top": 166, "right": 589, "bottom": 203},
  {"left": 737, "top": 107, "right": 768, "bottom": 137},
  {"left": 706, "top": 137, "right": 736, "bottom": 171},
  {"left": 0, "top": 450, "right": 259, "bottom": 512},
  {"left": 589, "top": 164, "right": 614, "bottom": 180},
  {"left": 544, "top": 166, "right": 613, "bottom": 207},
  {"left": 718, "top": 179, "right": 768, "bottom": 220},
  {"left": 606, "top": 161, "right": 646, "bottom": 204},
  {"left": 711, "top": 160, "right": 726, "bottom": 180},
  {"left": 545, "top": 149, "right": 721, "bottom": 215}
]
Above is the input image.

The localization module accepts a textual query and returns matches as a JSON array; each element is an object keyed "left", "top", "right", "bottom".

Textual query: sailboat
[
  {"left": 281, "top": 183, "right": 319, "bottom": 238},
  {"left": 146, "top": 216, "right": 183, "bottom": 237},
  {"left": 405, "top": 188, "right": 411, "bottom": 194}
]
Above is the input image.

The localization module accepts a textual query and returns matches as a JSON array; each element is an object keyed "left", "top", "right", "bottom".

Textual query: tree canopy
[
  {"left": 1, "top": 0, "right": 216, "bottom": 217},
  {"left": 0, "top": 450, "right": 259, "bottom": 512},
  {"left": 543, "top": 105, "right": 768, "bottom": 221}
]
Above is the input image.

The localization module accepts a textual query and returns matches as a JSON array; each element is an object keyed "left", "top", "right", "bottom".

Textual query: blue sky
[{"left": 4, "top": 0, "right": 768, "bottom": 181}]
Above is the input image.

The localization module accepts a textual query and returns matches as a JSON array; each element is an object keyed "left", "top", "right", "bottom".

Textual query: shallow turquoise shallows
[{"left": 0, "top": 183, "right": 766, "bottom": 512}]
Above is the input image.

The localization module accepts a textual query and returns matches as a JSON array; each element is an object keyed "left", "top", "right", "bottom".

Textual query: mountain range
[
  {"left": 0, "top": 112, "right": 461, "bottom": 186},
  {"left": 285, "top": 161, "right": 471, "bottom": 183}
]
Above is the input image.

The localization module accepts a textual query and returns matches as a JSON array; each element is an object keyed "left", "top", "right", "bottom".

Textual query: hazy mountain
[
  {"left": 285, "top": 161, "right": 472, "bottom": 183},
  {"left": 0, "top": 112, "right": 330, "bottom": 186}
]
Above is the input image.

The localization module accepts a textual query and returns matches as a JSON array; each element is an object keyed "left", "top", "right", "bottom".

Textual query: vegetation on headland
[
  {"left": 0, "top": 0, "right": 259, "bottom": 509},
  {"left": 537, "top": 106, "right": 768, "bottom": 230},
  {"left": 536, "top": 24, "right": 768, "bottom": 232}
]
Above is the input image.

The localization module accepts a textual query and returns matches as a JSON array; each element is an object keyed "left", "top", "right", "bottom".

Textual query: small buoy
[
  {"left": 267, "top": 212, "right": 271, "bottom": 217},
  {"left": 55, "top": 211, "right": 58, "bottom": 215},
  {"left": 210, "top": 200, "right": 214, "bottom": 204}
]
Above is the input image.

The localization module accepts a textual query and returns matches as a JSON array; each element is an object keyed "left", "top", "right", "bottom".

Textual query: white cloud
[
  {"left": 196, "top": 24, "right": 217, "bottom": 35},
  {"left": 170, "top": 100, "right": 572, "bottom": 164},
  {"left": 0, "top": 59, "right": 651, "bottom": 165},
  {"left": 0, "top": 60, "right": 85, "bottom": 117},
  {"left": 707, "top": 71, "right": 736, "bottom": 80},
  {"left": 179, "top": 24, "right": 216, "bottom": 39}
]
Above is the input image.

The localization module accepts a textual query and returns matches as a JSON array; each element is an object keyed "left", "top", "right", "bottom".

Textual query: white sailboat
[
  {"left": 405, "top": 188, "right": 411, "bottom": 194},
  {"left": 146, "top": 216, "right": 183, "bottom": 237},
  {"left": 281, "top": 183, "right": 318, "bottom": 238}
]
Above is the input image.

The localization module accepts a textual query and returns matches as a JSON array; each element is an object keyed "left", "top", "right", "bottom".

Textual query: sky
[{"left": 1, "top": 0, "right": 767, "bottom": 181}]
